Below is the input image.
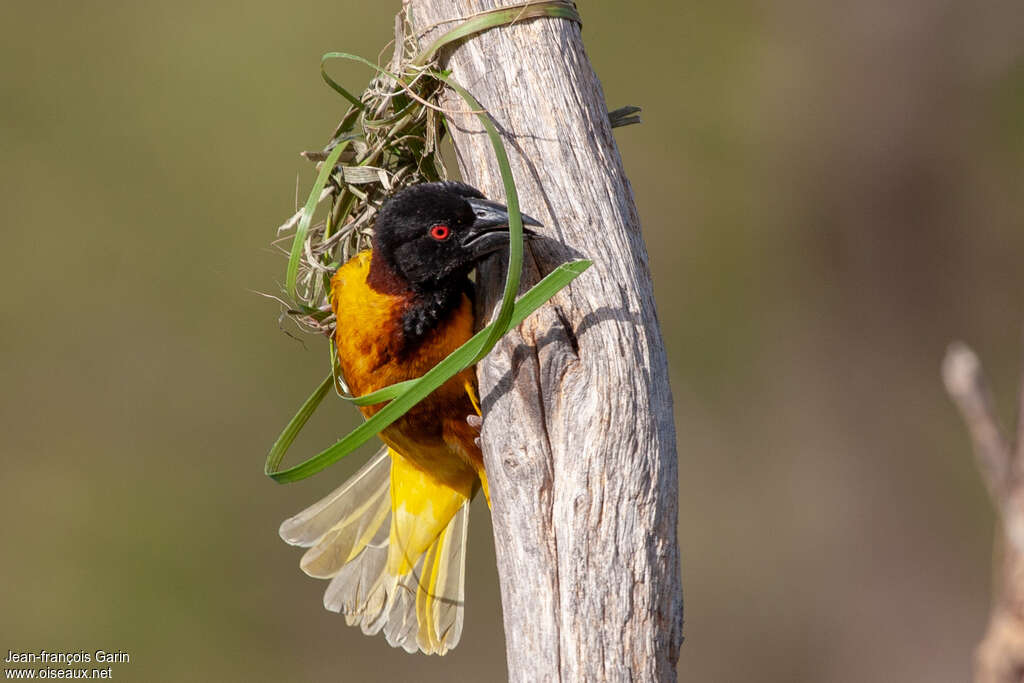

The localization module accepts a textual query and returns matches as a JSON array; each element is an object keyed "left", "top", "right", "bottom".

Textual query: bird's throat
[
  {"left": 398, "top": 285, "right": 464, "bottom": 351},
  {"left": 367, "top": 252, "right": 466, "bottom": 354}
]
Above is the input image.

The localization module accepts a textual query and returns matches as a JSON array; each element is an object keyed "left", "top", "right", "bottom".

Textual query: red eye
[{"left": 429, "top": 224, "right": 451, "bottom": 241}]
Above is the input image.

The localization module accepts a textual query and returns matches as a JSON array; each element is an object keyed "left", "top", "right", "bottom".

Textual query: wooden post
[
  {"left": 404, "top": 1, "right": 684, "bottom": 680},
  {"left": 944, "top": 340, "right": 1024, "bottom": 683}
]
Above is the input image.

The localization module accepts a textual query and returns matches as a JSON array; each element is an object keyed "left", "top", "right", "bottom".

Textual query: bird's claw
[{"left": 466, "top": 414, "right": 482, "bottom": 448}]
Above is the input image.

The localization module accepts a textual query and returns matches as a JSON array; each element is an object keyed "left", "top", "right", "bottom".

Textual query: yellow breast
[{"left": 330, "top": 251, "right": 474, "bottom": 398}]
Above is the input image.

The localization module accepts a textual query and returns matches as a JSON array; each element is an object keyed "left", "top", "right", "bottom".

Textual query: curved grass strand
[
  {"left": 286, "top": 140, "right": 350, "bottom": 300},
  {"left": 412, "top": 1, "right": 581, "bottom": 67},
  {"left": 265, "top": 373, "right": 334, "bottom": 476},
  {"left": 320, "top": 53, "right": 367, "bottom": 110}
]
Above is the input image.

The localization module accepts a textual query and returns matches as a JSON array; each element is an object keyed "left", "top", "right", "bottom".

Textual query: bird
[{"left": 279, "top": 181, "right": 541, "bottom": 655}]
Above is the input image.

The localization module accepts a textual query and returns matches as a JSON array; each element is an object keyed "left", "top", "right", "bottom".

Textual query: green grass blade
[
  {"left": 322, "top": 52, "right": 418, "bottom": 106},
  {"left": 266, "top": 259, "right": 591, "bottom": 483},
  {"left": 608, "top": 105, "right": 643, "bottom": 128},
  {"left": 324, "top": 51, "right": 402, "bottom": 80},
  {"left": 286, "top": 141, "right": 350, "bottom": 300},
  {"left": 264, "top": 373, "right": 334, "bottom": 476},
  {"left": 343, "top": 379, "right": 418, "bottom": 405},
  {"left": 320, "top": 53, "right": 368, "bottom": 109},
  {"left": 412, "top": 1, "right": 581, "bottom": 66}
]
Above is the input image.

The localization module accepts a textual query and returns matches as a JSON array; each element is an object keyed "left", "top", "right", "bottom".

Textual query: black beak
[{"left": 461, "top": 197, "right": 542, "bottom": 258}]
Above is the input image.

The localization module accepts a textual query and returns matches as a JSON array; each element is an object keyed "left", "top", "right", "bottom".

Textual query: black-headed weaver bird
[{"left": 279, "top": 181, "right": 540, "bottom": 655}]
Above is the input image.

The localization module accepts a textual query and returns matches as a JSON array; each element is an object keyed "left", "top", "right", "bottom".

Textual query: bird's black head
[{"left": 370, "top": 181, "right": 541, "bottom": 293}]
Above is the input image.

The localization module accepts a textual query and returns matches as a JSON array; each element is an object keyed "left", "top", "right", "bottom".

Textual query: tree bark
[
  {"left": 404, "top": 2, "right": 684, "bottom": 680},
  {"left": 943, "top": 340, "right": 1024, "bottom": 683}
]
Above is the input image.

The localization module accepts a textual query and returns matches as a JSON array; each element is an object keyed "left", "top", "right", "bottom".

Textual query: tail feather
[
  {"left": 416, "top": 502, "right": 468, "bottom": 653},
  {"left": 279, "top": 446, "right": 470, "bottom": 655},
  {"left": 383, "top": 568, "right": 421, "bottom": 652},
  {"left": 323, "top": 518, "right": 391, "bottom": 624}
]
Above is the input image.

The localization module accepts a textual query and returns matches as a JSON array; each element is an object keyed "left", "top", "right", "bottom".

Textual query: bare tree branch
[
  {"left": 943, "top": 342, "right": 1013, "bottom": 503},
  {"left": 944, "top": 338, "right": 1024, "bottom": 683},
  {"left": 1014, "top": 332, "right": 1024, "bottom": 467}
]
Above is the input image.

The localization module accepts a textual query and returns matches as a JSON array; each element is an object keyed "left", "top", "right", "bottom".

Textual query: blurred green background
[{"left": 2, "top": 1, "right": 1023, "bottom": 681}]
